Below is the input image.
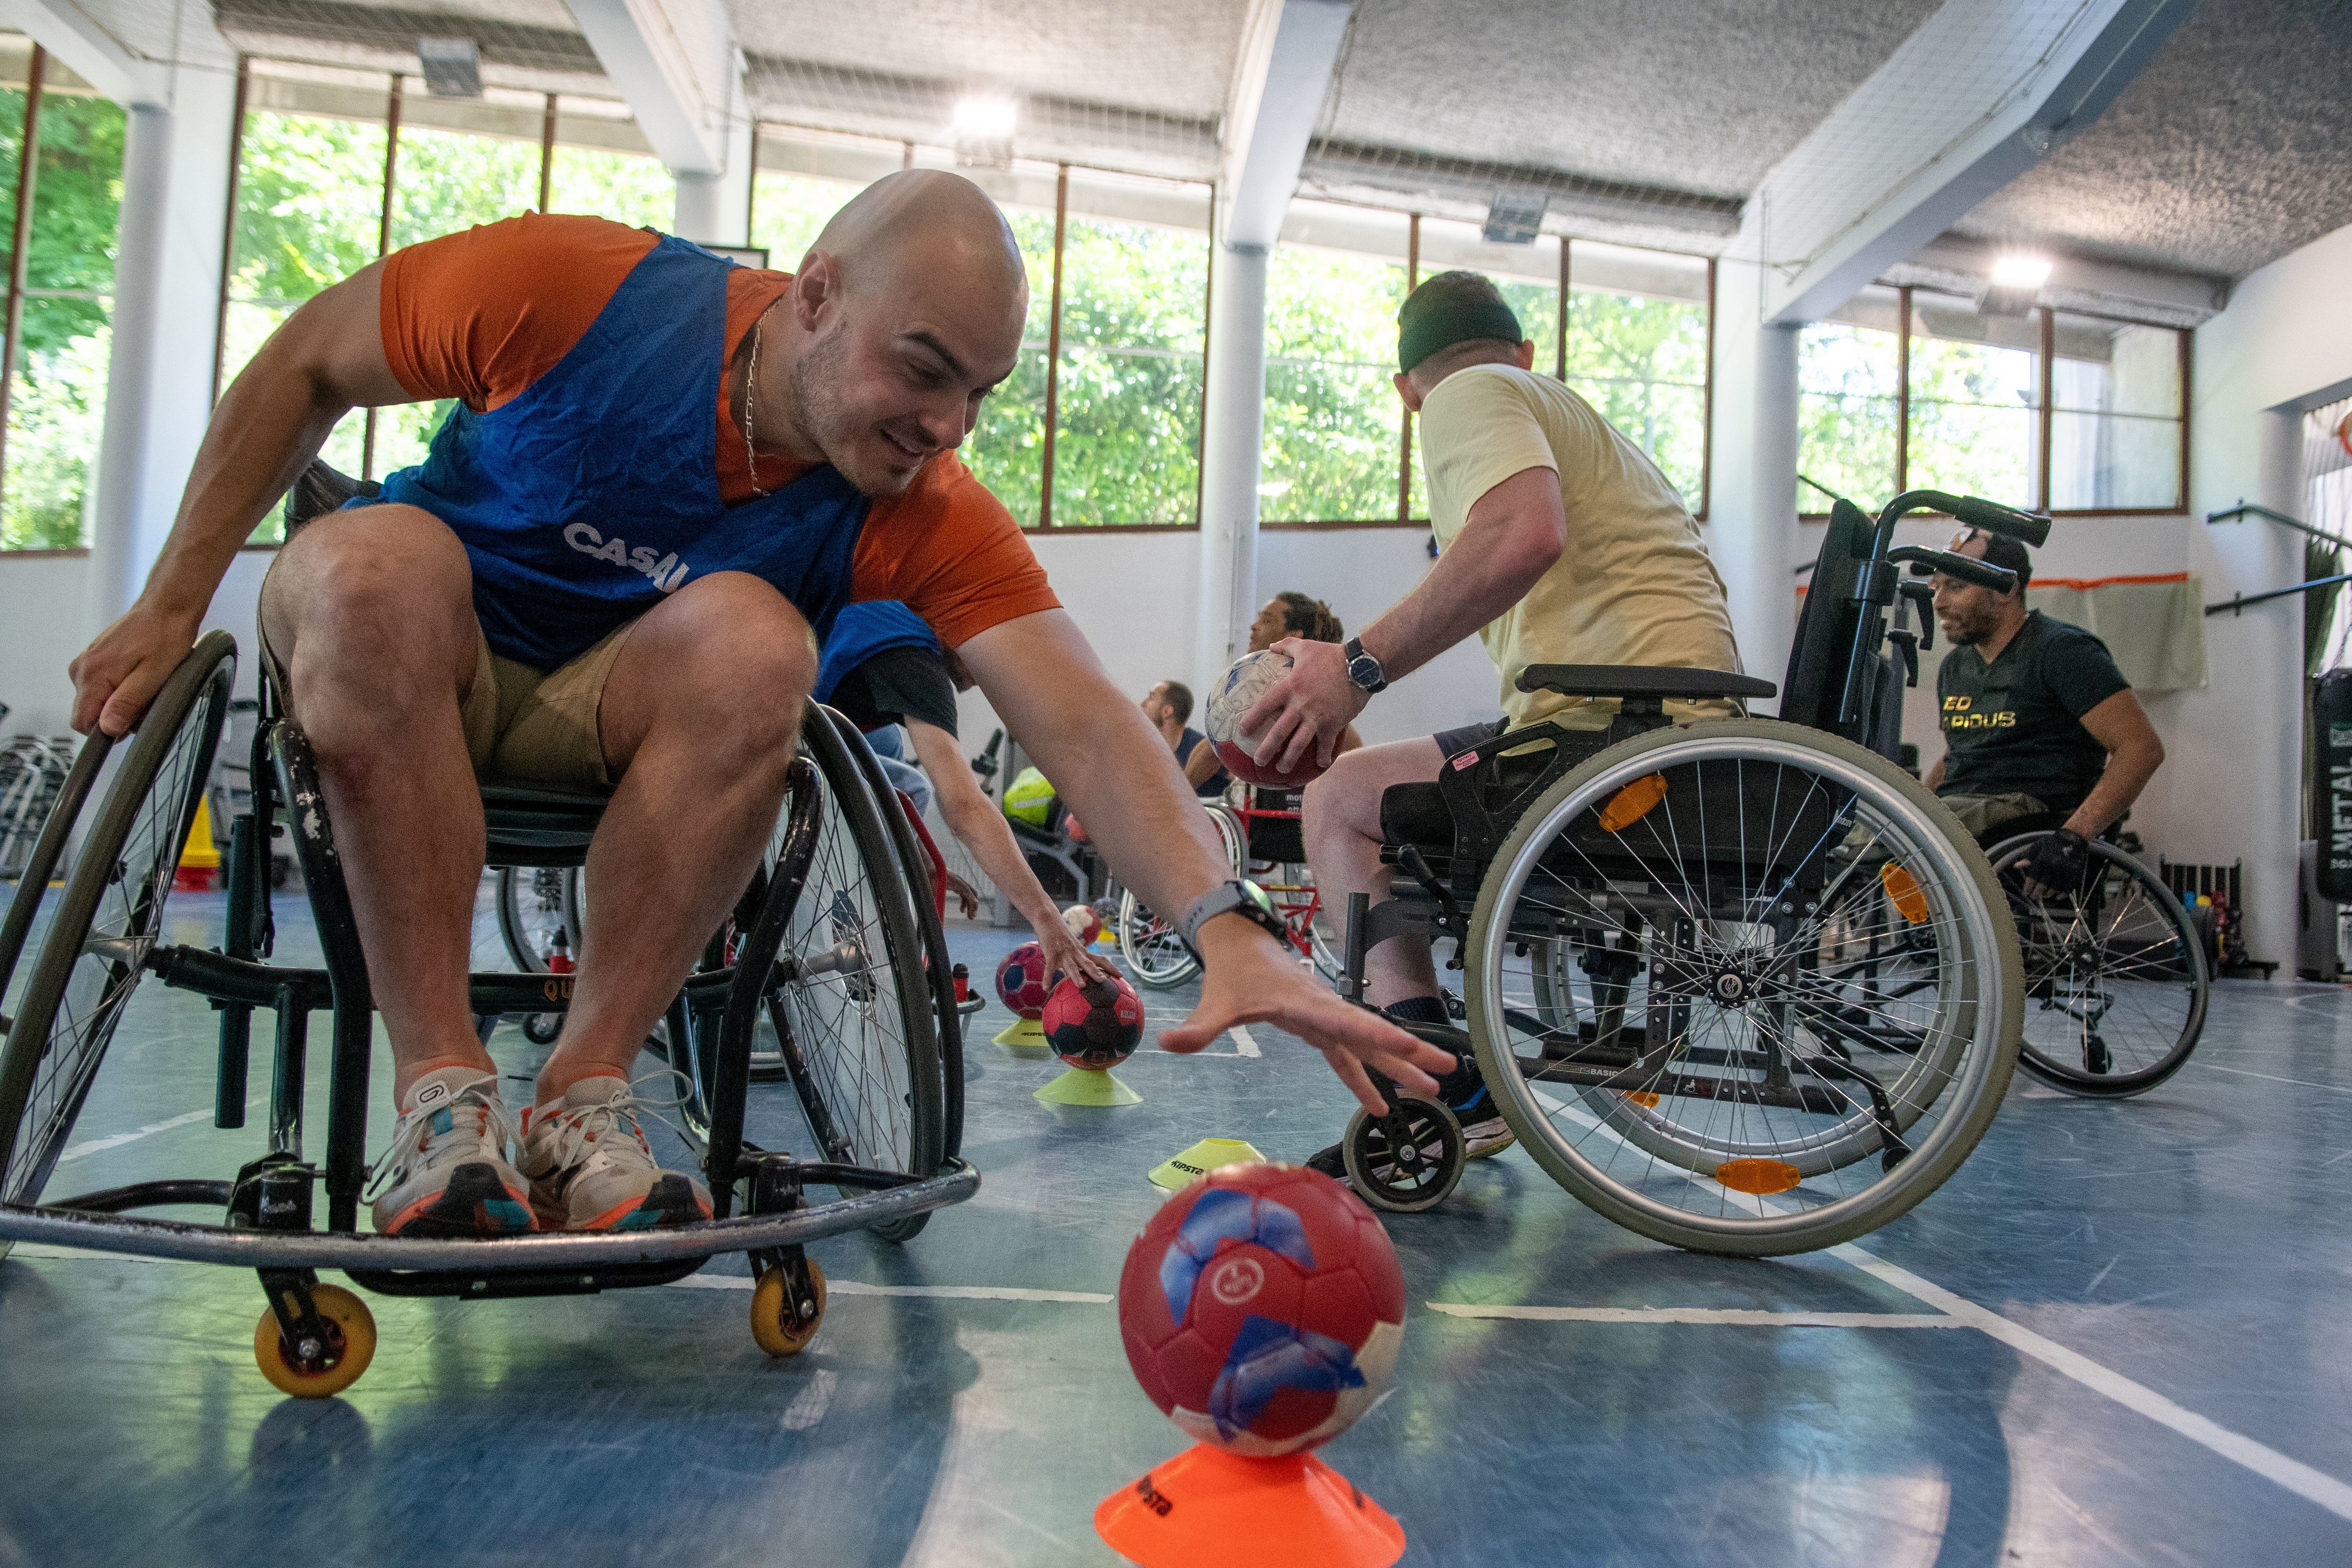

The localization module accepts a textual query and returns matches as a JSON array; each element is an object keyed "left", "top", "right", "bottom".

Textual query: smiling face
[{"left": 765, "top": 172, "right": 1029, "bottom": 497}]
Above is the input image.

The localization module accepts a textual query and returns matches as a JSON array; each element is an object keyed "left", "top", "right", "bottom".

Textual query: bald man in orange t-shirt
[{"left": 67, "top": 173, "right": 1445, "bottom": 1239}]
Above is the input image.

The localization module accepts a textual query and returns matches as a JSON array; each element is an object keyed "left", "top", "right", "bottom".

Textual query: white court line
[
  {"left": 1429, "top": 1303, "right": 1963, "bottom": 1328},
  {"left": 1525, "top": 1085, "right": 2352, "bottom": 1522},
  {"left": 1226, "top": 1026, "right": 1262, "bottom": 1058},
  {"left": 2191, "top": 1061, "right": 2352, "bottom": 1095},
  {"left": 668, "top": 1275, "right": 1110, "bottom": 1304},
  {"left": 56, "top": 1098, "right": 264, "bottom": 1164}
]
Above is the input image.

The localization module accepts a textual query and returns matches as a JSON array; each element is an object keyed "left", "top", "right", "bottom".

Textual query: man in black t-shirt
[{"left": 1927, "top": 531, "right": 2164, "bottom": 891}]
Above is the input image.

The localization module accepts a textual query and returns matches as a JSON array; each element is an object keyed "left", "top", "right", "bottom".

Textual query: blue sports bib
[{"left": 378, "top": 234, "right": 868, "bottom": 670}]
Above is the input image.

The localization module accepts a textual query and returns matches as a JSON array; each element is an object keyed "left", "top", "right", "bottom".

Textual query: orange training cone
[{"left": 1094, "top": 1443, "right": 1403, "bottom": 1568}]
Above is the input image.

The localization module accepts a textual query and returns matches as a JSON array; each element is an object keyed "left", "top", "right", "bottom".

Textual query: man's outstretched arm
[
  {"left": 957, "top": 610, "right": 1454, "bottom": 1113},
  {"left": 1243, "top": 463, "right": 1566, "bottom": 772},
  {"left": 69, "top": 261, "right": 412, "bottom": 736}
]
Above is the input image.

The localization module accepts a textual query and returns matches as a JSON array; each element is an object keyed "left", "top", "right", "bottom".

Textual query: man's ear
[
  {"left": 1515, "top": 338, "right": 1536, "bottom": 371},
  {"left": 1393, "top": 370, "right": 1424, "bottom": 414},
  {"left": 791, "top": 249, "right": 838, "bottom": 331}
]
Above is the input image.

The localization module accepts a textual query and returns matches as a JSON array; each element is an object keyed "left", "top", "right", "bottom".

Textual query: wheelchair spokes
[
  {"left": 1987, "top": 833, "right": 2208, "bottom": 1097},
  {"left": 1466, "top": 720, "right": 2018, "bottom": 1254}
]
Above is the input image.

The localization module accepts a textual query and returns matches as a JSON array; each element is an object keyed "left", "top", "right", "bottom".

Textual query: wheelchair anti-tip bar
[{"left": 0, "top": 1158, "right": 978, "bottom": 1270}]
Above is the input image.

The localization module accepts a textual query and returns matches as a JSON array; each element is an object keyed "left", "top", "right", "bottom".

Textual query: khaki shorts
[
  {"left": 259, "top": 569, "right": 635, "bottom": 791},
  {"left": 1936, "top": 791, "right": 2050, "bottom": 841}
]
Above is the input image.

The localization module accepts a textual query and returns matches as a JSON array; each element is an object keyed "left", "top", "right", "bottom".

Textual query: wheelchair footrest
[
  {"left": 0, "top": 1158, "right": 979, "bottom": 1273},
  {"left": 348, "top": 1256, "right": 710, "bottom": 1299}
]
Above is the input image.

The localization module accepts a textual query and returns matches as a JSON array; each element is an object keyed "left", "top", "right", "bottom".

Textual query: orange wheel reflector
[
  {"left": 1714, "top": 1158, "right": 1803, "bottom": 1195},
  {"left": 1598, "top": 773, "right": 1669, "bottom": 833},
  {"left": 1880, "top": 862, "right": 1931, "bottom": 925},
  {"left": 1623, "top": 1091, "right": 1661, "bottom": 1107}
]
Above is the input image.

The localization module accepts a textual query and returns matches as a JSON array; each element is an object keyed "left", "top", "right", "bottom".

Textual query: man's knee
[
  {"left": 637, "top": 573, "right": 815, "bottom": 749},
  {"left": 1306, "top": 739, "right": 1443, "bottom": 839},
  {"left": 268, "top": 505, "right": 474, "bottom": 670}
]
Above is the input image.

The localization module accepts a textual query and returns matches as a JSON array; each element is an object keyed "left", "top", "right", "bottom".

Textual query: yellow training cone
[
  {"left": 1034, "top": 1067, "right": 1141, "bottom": 1106},
  {"left": 1147, "top": 1138, "right": 1267, "bottom": 1190},
  {"left": 993, "top": 1016, "right": 1049, "bottom": 1051}
]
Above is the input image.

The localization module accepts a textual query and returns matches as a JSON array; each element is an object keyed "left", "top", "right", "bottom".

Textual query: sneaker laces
[
  {"left": 362, "top": 1080, "right": 518, "bottom": 1203},
  {"left": 532, "top": 1068, "right": 696, "bottom": 1174}
]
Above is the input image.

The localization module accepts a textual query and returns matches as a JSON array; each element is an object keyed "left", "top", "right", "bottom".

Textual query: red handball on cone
[
  {"left": 1042, "top": 973, "right": 1144, "bottom": 1070},
  {"left": 994, "top": 941, "right": 1062, "bottom": 1019},
  {"left": 1118, "top": 1162, "right": 1406, "bottom": 1458},
  {"left": 1205, "top": 650, "right": 1327, "bottom": 789}
]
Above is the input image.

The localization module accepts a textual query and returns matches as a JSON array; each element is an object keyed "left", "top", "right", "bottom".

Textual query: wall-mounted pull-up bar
[{"left": 2203, "top": 501, "right": 2352, "bottom": 616}]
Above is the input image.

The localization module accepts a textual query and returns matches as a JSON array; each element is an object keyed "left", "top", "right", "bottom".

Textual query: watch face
[{"left": 1239, "top": 880, "right": 1274, "bottom": 914}]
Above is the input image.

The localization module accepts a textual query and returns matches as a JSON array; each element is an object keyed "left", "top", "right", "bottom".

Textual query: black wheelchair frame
[
  {"left": 1332, "top": 489, "right": 2054, "bottom": 1242},
  {"left": 0, "top": 630, "right": 974, "bottom": 1391}
]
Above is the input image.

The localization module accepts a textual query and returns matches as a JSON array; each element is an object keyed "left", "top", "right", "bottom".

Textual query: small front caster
[
  {"left": 253, "top": 1281, "right": 376, "bottom": 1398},
  {"left": 750, "top": 1255, "right": 827, "bottom": 1357},
  {"left": 1342, "top": 1096, "right": 1464, "bottom": 1213}
]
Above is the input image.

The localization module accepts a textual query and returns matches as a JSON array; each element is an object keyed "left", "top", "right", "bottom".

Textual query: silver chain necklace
[{"left": 740, "top": 307, "right": 771, "bottom": 498}]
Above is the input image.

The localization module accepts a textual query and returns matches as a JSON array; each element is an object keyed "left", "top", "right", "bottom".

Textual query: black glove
[{"left": 2022, "top": 828, "right": 2090, "bottom": 896}]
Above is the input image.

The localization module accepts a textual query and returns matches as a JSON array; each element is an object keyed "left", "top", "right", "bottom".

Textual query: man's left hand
[
  {"left": 1158, "top": 918, "right": 1455, "bottom": 1115},
  {"left": 2021, "top": 828, "right": 2090, "bottom": 899},
  {"left": 1238, "top": 636, "right": 1368, "bottom": 776}
]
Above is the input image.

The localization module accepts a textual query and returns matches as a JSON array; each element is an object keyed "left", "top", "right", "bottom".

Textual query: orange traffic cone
[{"left": 1095, "top": 1443, "right": 1403, "bottom": 1568}]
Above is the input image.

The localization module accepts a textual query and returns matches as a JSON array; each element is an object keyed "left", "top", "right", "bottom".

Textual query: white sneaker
[
  {"left": 518, "top": 1074, "right": 713, "bottom": 1232},
  {"left": 367, "top": 1066, "right": 535, "bottom": 1237}
]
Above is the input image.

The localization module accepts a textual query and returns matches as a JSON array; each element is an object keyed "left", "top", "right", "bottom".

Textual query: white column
[
  {"left": 1194, "top": 240, "right": 1269, "bottom": 686},
  {"left": 1705, "top": 255, "right": 1800, "bottom": 708},
  {"left": 86, "top": 62, "right": 237, "bottom": 628},
  {"left": 671, "top": 56, "right": 751, "bottom": 245}
]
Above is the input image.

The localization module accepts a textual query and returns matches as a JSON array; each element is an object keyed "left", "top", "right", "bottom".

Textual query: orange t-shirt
[{"left": 376, "top": 212, "right": 1057, "bottom": 647}]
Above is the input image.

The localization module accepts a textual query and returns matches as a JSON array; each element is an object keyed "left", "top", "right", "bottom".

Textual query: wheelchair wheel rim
[
  {"left": 1466, "top": 720, "right": 2018, "bottom": 1249},
  {"left": 1986, "top": 834, "right": 2208, "bottom": 1096}
]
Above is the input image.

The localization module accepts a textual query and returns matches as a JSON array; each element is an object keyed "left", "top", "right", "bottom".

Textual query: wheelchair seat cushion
[{"left": 1514, "top": 664, "right": 1775, "bottom": 702}]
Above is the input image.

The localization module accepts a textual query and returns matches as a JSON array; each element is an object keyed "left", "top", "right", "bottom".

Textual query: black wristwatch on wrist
[
  {"left": 1342, "top": 636, "right": 1388, "bottom": 696},
  {"left": 1178, "top": 879, "right": 1288, "bottom": 957}
]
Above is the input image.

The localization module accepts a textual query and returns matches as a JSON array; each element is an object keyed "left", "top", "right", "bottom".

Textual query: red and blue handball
[
  {"left": 1117, "top": 1162, "right": 1406, "bottom": 1457},
  {"left": 995, "top": 941, "right": 1063, "bottom": 1019},
  {"left": 1042, "top": 973, "right": 1144, "bottom": 1070}
]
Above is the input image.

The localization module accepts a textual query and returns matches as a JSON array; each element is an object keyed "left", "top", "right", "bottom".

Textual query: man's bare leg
[
  {"left": 259, "top": 504, "right": 490, "bottom": 1100},
  {"left": 534, "top": 571, "right": 814, "bottom": 1100},
  {"left": 1303, "top": 738, "right": 1446, "bottom": 1010}
]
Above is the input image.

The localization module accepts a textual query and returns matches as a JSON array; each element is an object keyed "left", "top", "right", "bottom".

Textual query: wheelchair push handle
[
  {"left": 1885, "top": 546, "right": 2016, "bottom": 594},
  {"left": 1949, "top": 494, "right": 2051, "bottom": 547}
]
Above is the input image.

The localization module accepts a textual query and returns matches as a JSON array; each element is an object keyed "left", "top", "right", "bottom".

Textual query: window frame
[
  {"left": 1260, "top": 220, "right": 1717, "bottom": 531},
  {"left": 1798, "top": 283, "right": 2191, "bottom": 520}
]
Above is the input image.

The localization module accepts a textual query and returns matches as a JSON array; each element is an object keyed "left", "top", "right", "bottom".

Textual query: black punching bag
[{"left": 2314, "top": 669, "right": 2352, "bottom": 900}]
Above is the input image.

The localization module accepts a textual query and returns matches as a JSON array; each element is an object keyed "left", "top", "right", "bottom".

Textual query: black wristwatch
[
  {"left": 1342, "top": 636, "right": 1388, "bottom": 695},
  {"left": 1179, "top": 879, "right": 1288, "bottom": 956}
]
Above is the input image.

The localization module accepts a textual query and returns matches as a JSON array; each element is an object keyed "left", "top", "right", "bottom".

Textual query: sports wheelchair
[
  {"left": 1981, "top": 826, "right": 2208, "bottom": 1098},
  {"left": 0, "top": 632, "right": 974, "bottom": 1397},
  {"left": 1118, "top": 786, "right": 1342, "bottom": 988},
  {"left": 1334, "top": 491, "right": 2048, "bottom": 1255}
]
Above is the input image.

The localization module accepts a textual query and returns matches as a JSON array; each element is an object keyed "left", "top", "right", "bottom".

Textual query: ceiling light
[
  {"left": 1990, "top": 254, "right": 2052, "bottom": 289},
  {"left": 952, "top": 95, "right": 1018, "bottom": 142},
  {"left": 416, "top": 37, "right": 482, "bottom": 99}
]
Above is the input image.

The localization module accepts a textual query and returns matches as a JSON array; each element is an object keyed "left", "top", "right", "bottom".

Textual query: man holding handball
[{"left": 1240, "top": 270, "right": 1741, "bottom": 1156}]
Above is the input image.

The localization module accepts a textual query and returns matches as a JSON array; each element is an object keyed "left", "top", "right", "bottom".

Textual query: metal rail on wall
[{"left": 2202, "top": 502, "right": 2352, "bottom": 616}]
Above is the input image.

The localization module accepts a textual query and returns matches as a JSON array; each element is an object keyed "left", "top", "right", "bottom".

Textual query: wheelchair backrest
[{"left": 1780, "top": 499, "right": 1874, "bottom": 739}]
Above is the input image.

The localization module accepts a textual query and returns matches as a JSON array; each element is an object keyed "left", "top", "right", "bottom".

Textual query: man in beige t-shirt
[{"left": 1243, "top": 270, "right": 1740, "bottom": 1156}]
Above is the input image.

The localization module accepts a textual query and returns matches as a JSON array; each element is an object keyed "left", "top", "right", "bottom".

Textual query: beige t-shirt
[{"left": 1418, "top": 364, "right": 1741, "bottom": 729}]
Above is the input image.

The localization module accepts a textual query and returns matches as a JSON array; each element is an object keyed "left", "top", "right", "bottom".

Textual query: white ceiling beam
[
  {"left": 564, "top": 0, "right": 736, "bottom": 175},
  {"left": 1756, "top": 0, "right": 2196, "bottom": 325},
  {"left": 0, "top": 0, "right": 164, "bottom": 108},
  {"left": 1218, "top": 0, "right": 1355, "bottom": 250}
]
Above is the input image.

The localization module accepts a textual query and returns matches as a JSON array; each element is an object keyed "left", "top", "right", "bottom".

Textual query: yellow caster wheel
[
  {"left": 253, "top": 1283, "right": 376, "bottom": 1398},
  {"left": 750, "top": 1260, "right": 826, "bottom": 1357}
]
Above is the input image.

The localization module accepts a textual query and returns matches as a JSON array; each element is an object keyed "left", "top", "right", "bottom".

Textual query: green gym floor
[{"left": 3, "top": 891, "right": 2350, "bottom": 1566}]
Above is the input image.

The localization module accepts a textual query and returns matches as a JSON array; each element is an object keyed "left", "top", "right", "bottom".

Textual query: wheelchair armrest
[{"left": 1514, "top": 664, "right": 1776, "bottom": 702}]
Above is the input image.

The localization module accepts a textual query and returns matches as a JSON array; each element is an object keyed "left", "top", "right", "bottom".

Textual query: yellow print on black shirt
[{"left": 1941, "top": 694, "right": 2016, "bottom": 730}]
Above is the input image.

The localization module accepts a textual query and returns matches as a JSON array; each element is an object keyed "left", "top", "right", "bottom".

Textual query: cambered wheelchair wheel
[
  {"left": 765, "top": 708, "right": 944, "bottom": 1242},
  {"left": 1986, "top": 832, "right": 2208, "bottom": 1098},
  {"left": 1118, "top": 804, "right": 1244, "bottom": 988},
  {"left": 488, "top": 866, "right": 581, "bottom": 1044},
  {"left": 1463, "top": 717, "right": 2022, "bottom": 1257},
  {"left": 0, "top": 632, "right": 234, "bottom": 1241}
]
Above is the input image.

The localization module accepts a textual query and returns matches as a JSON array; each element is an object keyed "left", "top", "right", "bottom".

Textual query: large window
[
  {"left": 1267, "top": 209, "right": 1715, "bottom": 526},
  {"left": 220, "top": 61, "right": 675, "bottom": 540},
  {"left": 1799, "top": 285, "right": 2186, "bottom": 516},
  {"left": 0, "top": 40, "right": 126, "bottom": 551}
]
